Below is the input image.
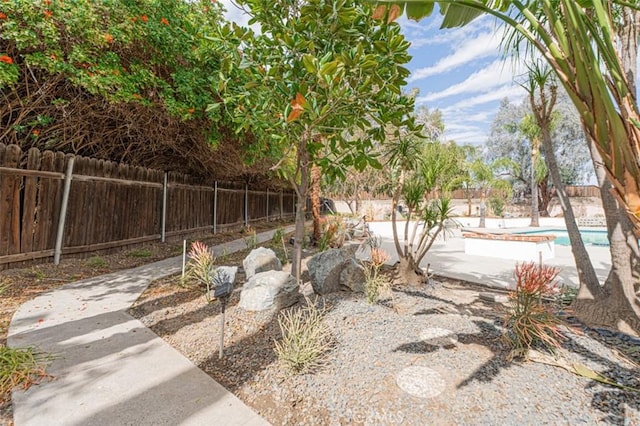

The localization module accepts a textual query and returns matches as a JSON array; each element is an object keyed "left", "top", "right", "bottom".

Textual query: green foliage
[
  {"left": 86, "top": 256, "right": 107, "bottom": 268},
  {"left": 0, "top": 0, "right": 234, "bottom": 141},
  {"left": 0, "top": 346, "right": 50, "bottom": 399},
  {"left": 271, "top": 227, "right": 290, "bottom": 265},
  {"left": 488, "top": 196, "right": 505, "bottom": 217},
  {"left": 317, "top": 216, "right": 346, "bottom": 252},
  {"left": 503, "top": 262, "right": 564, "bottom": 358},
  {"left": 274, "top": 299, "right": 333, "bottom": 375},
  {"left": 127, "top": 249, "right": 152, "bottom": 258},
  {"left": 362, "top": 246, "right": 391, "bottom": 304}
]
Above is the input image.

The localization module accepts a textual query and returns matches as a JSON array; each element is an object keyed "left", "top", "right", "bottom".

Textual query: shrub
[
  {"left": 185, "top": 241, "right": 216, "bottom": 300},
  {"left": 317, "top": 216, "right": 345, "bottom": 251},
  {"left": 127, "top": 249, "right": 152, "bottom": 258},
  {"left": 0, "top": 346, "right": 50, "bottom": 400},
  {"left": 488, "top": 196, "right": 505, "bottom": 217},
  {"left": 362, "top": 247, "right": 390, "bottom": 304},
  {"left": 272, "top": 227, "right": 289, "bottom": 265},
  {"left": 503, "top": 262, "right": 564, "bottom": 358},
  {"left": 274, "top": 299, "right": 333, "bottom": 375},
  {"left": 243, "top": 225, "right": 258, "bottom": 249},
  {"left": 86, "top": 256, "right": 107, "bottom": 268}
]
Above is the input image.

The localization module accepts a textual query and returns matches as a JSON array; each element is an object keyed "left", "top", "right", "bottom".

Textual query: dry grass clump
[
  {"left": 274, "top": 299, "right": 333, "bottom": 375},
  {"left": 0, "top": 346, "right": 50, "bottom": 402}
]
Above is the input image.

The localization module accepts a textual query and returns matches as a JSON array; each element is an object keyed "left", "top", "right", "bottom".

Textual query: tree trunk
[
  {"left": 479, "top": 188, "right": 486, "bottom": 228},
  {"left": 395, "top": 256, "right": 425, "bottom": 286},
  {"left": 310, "top": 163, "right": 321, "bottom": 243},
  {"left": 539, "top": 128, "right": 601, "bottom": 292},
  {"left": 571, "top": 17, "right": 640, "bottom": 335},
  {"left": 530, "top": 147, "right": 540, "bottom": 227},
  {"left": 291, "top": 138, "right": 310, "bottom": 283},
  {"left": 466, "top": 187, "right": 472, "bottom": 217},
  {"left": 538, "top": 176, "right": 552, "bottom": 217},
  {"left": 573, "top": 137, "right": 640, "bottom": 335}
]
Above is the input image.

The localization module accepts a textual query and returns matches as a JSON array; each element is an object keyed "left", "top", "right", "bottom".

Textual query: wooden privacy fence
[
  {"left": 448, "top": 185, "right": 600, "bottom": 200},
  {"left": 0, "top": 144, "right": 295, "bottom": 268}
]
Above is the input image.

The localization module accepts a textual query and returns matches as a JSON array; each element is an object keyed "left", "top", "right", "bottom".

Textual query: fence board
[
  {"left": 20, "top": 148, "right": 41, "bottom": 253},
  {"left": 0, "top": 145, "right": 21, "bottom": 255}
]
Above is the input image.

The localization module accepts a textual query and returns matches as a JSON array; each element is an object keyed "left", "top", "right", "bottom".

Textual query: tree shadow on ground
[
  {"left": 556, "top": 322, "right": 640, "bottom": 425},
  {"left": 397, "top": 283, "right": 640, "bottom": 423}
]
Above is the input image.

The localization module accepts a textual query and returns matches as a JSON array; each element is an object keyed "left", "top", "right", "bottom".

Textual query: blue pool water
[{"left": 517, "top": 229, "right": 609, "bottom": 246}]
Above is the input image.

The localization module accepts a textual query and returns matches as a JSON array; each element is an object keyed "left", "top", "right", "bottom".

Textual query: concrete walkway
[{"left": 7, "top": 228, "right": 292, "bottom": 426}]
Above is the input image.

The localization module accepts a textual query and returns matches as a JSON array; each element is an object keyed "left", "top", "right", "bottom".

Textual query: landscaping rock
[
  {"left": 243, "top": 247, "right": 282, "bottom": 279},
  {"left": 307, "top": 248, "right": 350, "bottom": 295},
  {"left": 308, "top": 247, "right": 365, "bottom": 294},
  {"left": 340, "top": 259, "right": 365, "bottom": 293},
  {"left": 239, "top": 271, "right": 300, "bottom": 311}
]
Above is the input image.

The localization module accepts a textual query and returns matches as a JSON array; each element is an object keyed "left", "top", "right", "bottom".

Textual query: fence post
[
  {"left": 213, "top": 181, "right": 218, "bottom": 234},
  {"left": 244, "top": 183, "right": 248, "bottom": 226},
  {"left": 53, "top": 156, "right": 75, "bottom": 265},
  {"left": 161, "top": 172, "right": 167, "bottom": 242},
  {"left": 266, "top": 188, "right": 269, "bottom": 222}
]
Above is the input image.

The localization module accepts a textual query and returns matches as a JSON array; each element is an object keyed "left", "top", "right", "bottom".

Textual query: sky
[
  {"left": 400, "top": 15, "right": 527, "bottom": 146},
  {"left": 220, "top": 2, "right": 528, "bottom": 147}
]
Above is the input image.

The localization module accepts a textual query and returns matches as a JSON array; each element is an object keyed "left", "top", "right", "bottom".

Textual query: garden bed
[{"left": 130, "top": 265, "right": 640, "bottom": 425}]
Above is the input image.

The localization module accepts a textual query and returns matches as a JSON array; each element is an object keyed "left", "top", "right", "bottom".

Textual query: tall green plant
[{"left": 220, "top": 0, "right": 417, "bottom": 283}]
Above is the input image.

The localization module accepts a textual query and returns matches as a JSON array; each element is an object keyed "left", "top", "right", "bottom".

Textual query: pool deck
[{"left": 367, "top": 220, "right": 611, "bottom": 290}]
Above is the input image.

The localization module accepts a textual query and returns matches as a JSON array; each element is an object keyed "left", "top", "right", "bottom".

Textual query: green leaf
[
  {"left": 302, "top": 54, "right": 317, "bottom": 73},
  {"left": 406, "top": 2, "right": 434, "bottom": 21}
]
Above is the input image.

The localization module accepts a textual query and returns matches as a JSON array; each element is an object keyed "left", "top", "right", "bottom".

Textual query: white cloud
[
  {"left": 444, "top": 129, "right": 487, "bottom": 145},
  {"left": 441, "top": 84, "right": 526, "bottom": 112},
  {"left": 407, "top": 15, "right": 497, "bottom": 48},
  {"left": 416, "top": 59, "right": 525, "bottom": 104},
  {"left": 409, "top": 31, "right": 502, "bottom": 83}
]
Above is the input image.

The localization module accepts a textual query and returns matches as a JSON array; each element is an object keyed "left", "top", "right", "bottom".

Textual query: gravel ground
[{"left": 130, "top": 258, "right": 640, "bottom": 426}]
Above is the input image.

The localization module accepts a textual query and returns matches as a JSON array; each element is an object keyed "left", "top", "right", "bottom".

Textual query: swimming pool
[{"left": 517, "top": 229, "right": 609, "bottom": 246}]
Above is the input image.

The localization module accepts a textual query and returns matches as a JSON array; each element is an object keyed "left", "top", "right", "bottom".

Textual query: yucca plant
[{"left": 503, "top": 262, "right": 564, "bottom": 358}]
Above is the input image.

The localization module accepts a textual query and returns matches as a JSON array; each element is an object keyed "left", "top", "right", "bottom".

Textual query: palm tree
[{"left": 518, "top": 114, "right": 541, "bottom": 227}]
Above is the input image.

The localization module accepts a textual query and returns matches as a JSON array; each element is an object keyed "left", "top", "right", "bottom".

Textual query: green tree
[
  {"left": 385, "top": 137, "right": 455, "bottom": 285},
  {"left": 467, "top": 159, "right": 511, "bottom": 228},
  {"left": 222, "top": 0, "right": 416, "bottom": 282}
]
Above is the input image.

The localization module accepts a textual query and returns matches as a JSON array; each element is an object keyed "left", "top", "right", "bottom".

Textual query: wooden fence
[
  {"left": 448, "top": 185, "right": 600, "bottom": 200},
  {"left": 0, "top": 144, "right": 295, "bottom": 269}
]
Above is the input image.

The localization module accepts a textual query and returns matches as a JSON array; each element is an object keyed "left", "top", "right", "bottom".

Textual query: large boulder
[
  {"left": 243, "top": 247, "right": 282, "bottom": 279},
  {"left": 239, "top": 271, "right": 300, "bottom": 311},
  {"left": 340, "top": 259, "right": 365, "bottom": 293},
  {"left": 308, "top": 247, "right": 364, "bottom": 294}
]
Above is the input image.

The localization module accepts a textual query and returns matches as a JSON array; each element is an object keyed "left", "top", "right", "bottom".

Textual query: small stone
[{"left": 396, "top": 366, "right": 446, "bottom": 398}]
